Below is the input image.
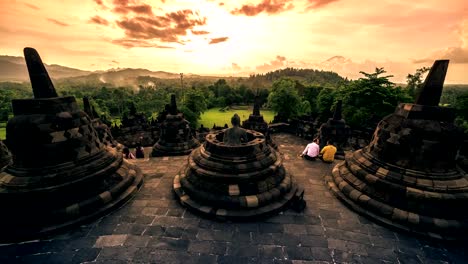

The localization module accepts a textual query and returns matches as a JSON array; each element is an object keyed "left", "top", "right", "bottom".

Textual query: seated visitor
[
  {"left": 300, "top": 138, "right": 320, "bottom": 161},
  {"left": 135, "top": 143, "right": 144, "bottom": 159},
  {"left": 223, "top": 114, "right": 248, "bottom": 145},
  {"left": 123, "top": 147, "right": 135, "bottom": 159},
  {"left": 319, "top": 140, "right": 337, "bottom": 163}
]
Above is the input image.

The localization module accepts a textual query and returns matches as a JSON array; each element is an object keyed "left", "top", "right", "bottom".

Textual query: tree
[
  {"left": 339, "top": 68, "right": 411, "bottom": 128},
  {"left": 180, "top": 88, "right": 207, "bottom": 128},
  {"left": 316, "top": 88, "right": 336, "bottom": 120},
  {"left": 406, "top": 67, "right": 430, "bottom": 99},
  {"left": 267, "top": 78, "right": 302, "bottom": 120}
]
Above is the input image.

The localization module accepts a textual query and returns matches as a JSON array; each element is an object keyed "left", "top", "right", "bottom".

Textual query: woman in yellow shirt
[{"left": 319, "top": 140, "right": 337, "bottom": 163}]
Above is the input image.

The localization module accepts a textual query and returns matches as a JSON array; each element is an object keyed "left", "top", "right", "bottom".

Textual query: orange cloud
[
  {"left": 192, "top": 30, "right": 210, "bottom": 35},
  {"left": 47, "top": 18, "right": 69, "bottom": 27},
  {"left": 415, "top": 20, "right": 468, "bottom": 64},
  {"left": 112, "top": 38, "right": 175, "bottom": 49},
  {"left": 209, "top": 37, "right": 229, "bottom": 44},
  {"left": 90, "top": 1, "right": 208, "bottom": 47},
  {"left": 116, "top": 10, "right": 206, "bottom": 43},
  {"left": 256, "top": 55, "right": 287, "bottom": 71},
  {"left": 306, "top": 0, "right": 339, "bottom": 9},
  {"left": 231, "top": 0, "right": 294, "bottom": 16},
  {"left": 89, "top": 16, "right": 109, "bottom": 26}
]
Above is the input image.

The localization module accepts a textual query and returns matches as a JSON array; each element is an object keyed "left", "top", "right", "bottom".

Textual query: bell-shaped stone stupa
[
  {"left": 318, "top": 100, "right": 351, "bottom": 159},
  {"left": 83, "top": 96, "right": 122, "bottom": 150},
  {"left": 0, "top": 48, "right": 143, "bottom": 241},
  {"left": 151, "top": 94, "right": 199, "bottom": 156},
  {"left": 173, "top": 114, "right": 300, "bottom": 220},
  {"left": 325, "top": 60, "right": 468, "bottom": 239}
]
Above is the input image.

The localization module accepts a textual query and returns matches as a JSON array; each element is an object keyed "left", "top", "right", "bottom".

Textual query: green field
[
  {"left": 0, "top": 107, "right": 275, "bottom": 140},
  {"left": 199, "top": 106, "right": 274, "bottom": 128},
  {"left": 0, "top": 123, "right": 5, "bottom": 140}
]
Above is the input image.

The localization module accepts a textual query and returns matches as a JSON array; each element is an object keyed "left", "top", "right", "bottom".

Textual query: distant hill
[
  {"left": 246, "top": 67, "right": 347, "bottom": 88},
  {"left": 0, "top": 55, "right": 91, "bottom": 81},
  {"left": 0, "top": 55, "right": 349, "bottom": 89}
]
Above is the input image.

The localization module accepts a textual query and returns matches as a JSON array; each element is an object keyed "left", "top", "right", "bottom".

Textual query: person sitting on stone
[
  {"left": 319, "top": 140, "right": 337, "bottom": 163},
  {"left": 300, "top": 138, "right": 320, "bottom": 161},
  {"left": 223, "top": 114, "right": 248, "bottom": 145},
  {"left": 123, "top": 147, "right": 135, "bottom": 159},
  {"left": 135, "top": 143, "right": 144, "bottom": 159}
]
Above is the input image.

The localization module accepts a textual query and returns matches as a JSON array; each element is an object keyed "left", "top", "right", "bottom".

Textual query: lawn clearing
[{"left": 199, "top": 106, "right": 275, "bottom": 128}]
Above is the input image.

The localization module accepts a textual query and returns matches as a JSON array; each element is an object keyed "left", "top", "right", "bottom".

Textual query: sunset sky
[{"left": 1, "top": 0, "right": 467, "bottom": 83}]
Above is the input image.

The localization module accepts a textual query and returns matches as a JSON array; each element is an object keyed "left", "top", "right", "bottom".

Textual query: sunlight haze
[{"left": 1, "top": 0, "right": 467, "bottom": 83}]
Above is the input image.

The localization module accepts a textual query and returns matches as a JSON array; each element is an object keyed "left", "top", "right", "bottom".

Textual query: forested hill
[{"left": 247, "top": 68, "right": 347, "bottom": 88}]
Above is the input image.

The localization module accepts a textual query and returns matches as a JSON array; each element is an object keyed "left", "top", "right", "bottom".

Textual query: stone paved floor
[{"left": 1, "top": 133, "right": 467, "bottom": 263}]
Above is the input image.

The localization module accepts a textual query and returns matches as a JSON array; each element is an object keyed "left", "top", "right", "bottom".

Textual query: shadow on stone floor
[{"left": 1, "top": 133, "right": 467, "bottom": 264}]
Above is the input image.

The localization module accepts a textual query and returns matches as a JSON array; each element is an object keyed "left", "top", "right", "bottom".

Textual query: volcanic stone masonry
[
  {"left": 0, "top": 48, "right": 143, "bottom": 242},
  {"left": 242, "top": 95, "right": 277, "bottom": 149},
  {"left": 173, "top": 114, "right": 301, "bottom": 220},
  {"left": 83, "top": 96, "right": 122, "bottom": 150},
  {"left": 318, "top": 100, "right": 351, "bottom": 159},
  {"left": 0, "top": 141, "right": 11, "bottom": 170},
  {"left": 151, "top": 94, "right": 199, "bottom": 156},
  {"left": 325, "top": 60, "right": 468, "bottom": 240}
]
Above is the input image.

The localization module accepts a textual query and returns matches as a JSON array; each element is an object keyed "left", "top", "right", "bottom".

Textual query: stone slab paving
[{"left": 1, "top": 133, "right": 467, "bottom": 263}]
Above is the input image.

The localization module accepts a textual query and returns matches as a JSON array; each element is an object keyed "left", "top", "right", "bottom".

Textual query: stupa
[
  {"left": 0, "top": 48, "right": 143, "bottom": 241},
  {"left": 325, "top": 60, "right": 468, "bottom": 239},
  {"left": 242, "top": 96, "right": 277, "bottom": 149},
  {"left": 83, "top": 96, "right": 121, "bottom": 149},
  {"left": 173, "top": 114, "right": 301, "bottom": 220},
  {"left": 318, "top": 100, "right": 351, "bottom": 159},
  {"left": 151, "top": 94, "right": 199, "bottom": 156}
]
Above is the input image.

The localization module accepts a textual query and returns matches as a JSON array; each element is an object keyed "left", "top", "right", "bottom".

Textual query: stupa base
[
  {"left": 325, "top": 160, "right": 468, "bottom": 240},
  {"left": 173, "top": 172, "right": 299, "bottom": 221},
  {"left": 0, "top": 159, "right": 143, "bottom": 242}
]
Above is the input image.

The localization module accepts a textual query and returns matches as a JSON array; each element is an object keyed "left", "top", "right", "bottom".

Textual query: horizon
[{"left": 1, "top": 0, "right": 467, "bottom": 83}]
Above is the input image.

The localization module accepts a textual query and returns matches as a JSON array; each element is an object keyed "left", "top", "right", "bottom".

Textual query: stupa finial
[
  {"left": 415, "top": 60, "right": 449, "bottom": 106},
  {"left": 23, "top": 47, "right": 58, "bottom": 98}
]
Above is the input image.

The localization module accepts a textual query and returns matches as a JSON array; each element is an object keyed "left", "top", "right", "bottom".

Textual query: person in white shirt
[{"left": 300, "top": 138, "right": 320, "bottom": 161}]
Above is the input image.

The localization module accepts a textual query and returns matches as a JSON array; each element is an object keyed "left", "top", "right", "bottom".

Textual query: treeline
[
  {"left": 0, "top": 67, "right": 467, "bottom": 133},
  {"left": 266, "top": 68, "right": 468, "bottom": 132}
]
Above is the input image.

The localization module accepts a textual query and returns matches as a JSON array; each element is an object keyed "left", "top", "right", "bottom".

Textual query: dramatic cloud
[
  {"left": 89, "top": 16, "right": 109, "bottom": 26},
  {"left": 209, "top": 37, "right": 229, "bottom": 44},
  {"left": 90, "top": 0, "right": 208, "bottom": 47},
  {"left": 231, "top": 0, "right": 294, "bottom": 16},
  {"left": 306, "top": 0, "right": 339, "bottom": 9},
  {"left": 256, "top": 55, "right": 287, "bottom": 71},
  {"left": 47, "top": 18, "right": 69, "bottom": 27},
  {"left": 113, "top": 4, "right": 153, "bottom": 15},
  {"left": 192, "top": 30, "right": 210, "bottom": 35},
  {"left": 24, "top": 3, "right": 39, "bottom": 10},
  {"left": 112, "top": 38, "right": 175, "bottom": 49},
  {"left": 116, "top": 10, "right": 206, "bottom": 43},
  {"left": 414, "top": 20, "right": 468, "bottom": 64}
]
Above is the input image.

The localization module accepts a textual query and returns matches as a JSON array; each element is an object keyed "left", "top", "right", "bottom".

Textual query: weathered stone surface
[
  {"left": 319, "top": 100, "right": 351, "bottom": 158},
  {"left": 325, "top": 60, "right": 468, "bottom": 240},
  {"left": 83, "top": 97, "right": 123, "bottom": 150},
  {"left": 0, "top": 133, "right": 467, "bottom": 263},
  {"left": 242, "top": 96, "right": 277, "bottom": 149},
  {"left": 0, "top": 48, "right": 143, "bottom": 242},
  {"left": 112, "top": 102, "right": 158, "bottom": 148},
  {"left": 152, "top": 95, "right": 199, "bottom": 156},
  {"left": 0, "top": 141, "right": 11, "bottom": 170},
  {"left": 173, "top": 116, "right": 299, "bottom": 220}
]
